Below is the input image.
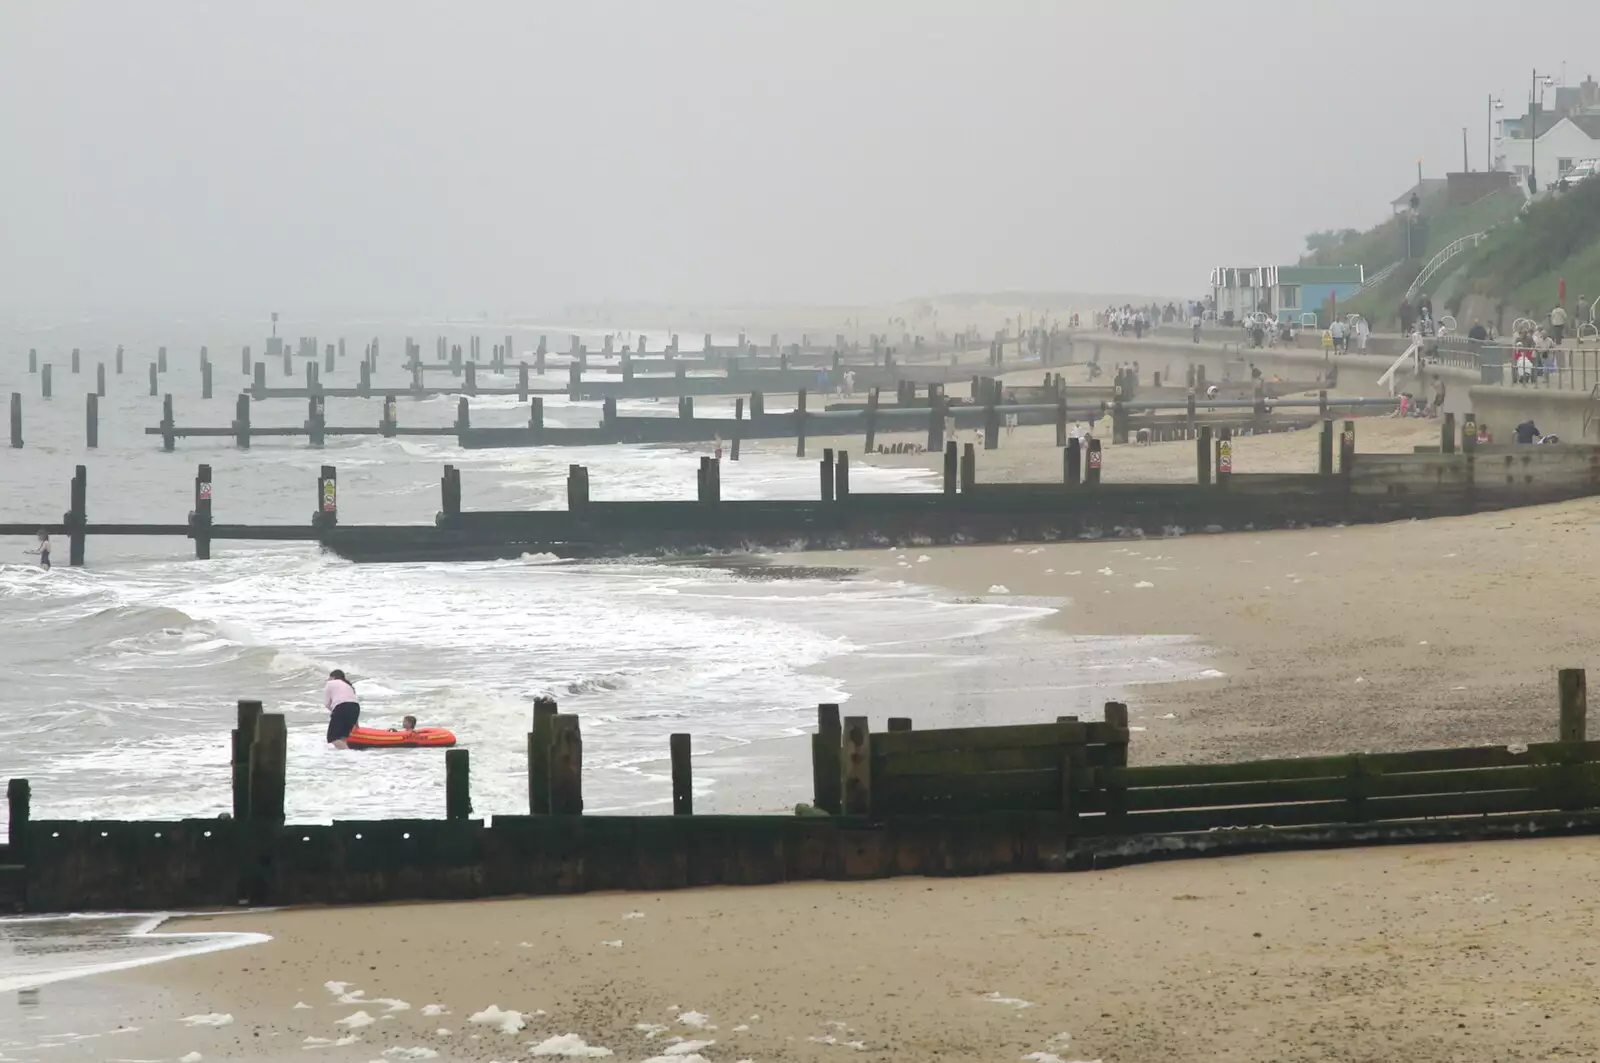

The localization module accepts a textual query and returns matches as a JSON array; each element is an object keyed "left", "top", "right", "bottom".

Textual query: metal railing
[
  {"left": 1482, "top": 346, "right": 1600, "bottom": 390},
  {"left": 1347, "top": 260, "right": 1401, "bottom": 300},
  {"left": 1406, "top": 232, "right": 1489, "bottom": 300}
]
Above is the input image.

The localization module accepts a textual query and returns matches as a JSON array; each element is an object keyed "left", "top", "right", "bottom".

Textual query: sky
[{"left": 3, "top": 0, "right": 1600, "bottom": 316}]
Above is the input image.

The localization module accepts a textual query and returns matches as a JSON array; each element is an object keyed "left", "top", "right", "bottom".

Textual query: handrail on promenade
[{"left": 1407, "top": 232, "right": 1489, "bottom": 300}]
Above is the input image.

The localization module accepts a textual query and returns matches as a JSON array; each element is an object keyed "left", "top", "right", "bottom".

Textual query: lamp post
[
  {"left": 1488, "top": 95, "right": 1503, "bottom": 171},
  {"left": 1530, "top": 70, "right": 1556, "bottom": 192}
]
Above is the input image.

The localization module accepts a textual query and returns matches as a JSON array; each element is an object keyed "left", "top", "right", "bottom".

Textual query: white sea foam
[
  {"left": 526, "top": 1033, "right": 613, "bottom": 1057},
  {"left": 468, "top": 1006, "right": 526, "bottom": 1034}
]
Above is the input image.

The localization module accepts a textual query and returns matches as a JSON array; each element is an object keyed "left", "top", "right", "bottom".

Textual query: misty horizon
[{"left": 5, "top": 1, "right": 1600, "bottom": 318}]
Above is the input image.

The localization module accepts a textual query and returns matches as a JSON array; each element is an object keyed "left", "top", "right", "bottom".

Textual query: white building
[{"left": 1499, "top": 115, "right": 1600, "bottom": 192}]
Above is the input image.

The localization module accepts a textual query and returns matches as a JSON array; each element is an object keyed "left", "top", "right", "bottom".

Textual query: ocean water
[{"left": 0, "top": 314, "right": 1211, "bottom": 831}]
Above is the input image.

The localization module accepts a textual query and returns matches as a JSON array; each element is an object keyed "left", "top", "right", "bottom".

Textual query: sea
[{"left": 0, "top": 314, "right": 1214, "bottom": 1014}]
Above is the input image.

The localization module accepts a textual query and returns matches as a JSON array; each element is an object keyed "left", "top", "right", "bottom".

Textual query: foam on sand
[
  {"left": 335, "top": 1011, "right": 375, "bottom": 1029},
  {"left": 526, "top": 1032, "right": 613, "bottom": 1056},
  {"left": 179, "top": 1013, "right": 233, "bottom": 1027},
  {"left": 468, "top": 1005, "right": 526, "bottom": 1034}
]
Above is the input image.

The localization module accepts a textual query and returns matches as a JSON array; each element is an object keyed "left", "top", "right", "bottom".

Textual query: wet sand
[{"left": 16, "top": 836, "right": 1600, "bottom": 1063}]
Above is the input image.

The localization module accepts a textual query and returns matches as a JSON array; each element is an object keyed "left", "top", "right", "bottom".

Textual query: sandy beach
[{"left": 15, "top": 835, "right": 1596, "bottom": 1063}]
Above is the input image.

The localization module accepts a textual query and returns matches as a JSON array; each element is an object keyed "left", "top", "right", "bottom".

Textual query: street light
[
  {"left": 1488, "top": 95, "right": 1503, "bottom": 171},
  {"left": 1530, "top": 70, "right": 1556, "bottom": 192}
]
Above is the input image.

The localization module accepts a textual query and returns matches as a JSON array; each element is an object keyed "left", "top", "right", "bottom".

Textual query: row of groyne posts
[
  {"left": 5, "top": 668, "right": 1595, "bottom": 914},
  {"left": 4, "top": 398, "right": 1485, "bottom": 567},
  {"left": 9, "top": 363, "right": 1396, "bottom": 453}
]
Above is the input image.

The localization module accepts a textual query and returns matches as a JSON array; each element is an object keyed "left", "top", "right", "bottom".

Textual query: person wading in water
[{"left": 324, "top": 669, "right": 361, "bottom": 748}]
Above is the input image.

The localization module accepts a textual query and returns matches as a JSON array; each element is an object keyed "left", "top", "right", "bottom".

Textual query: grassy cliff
[{"left": 1447, "top": 177, "right": 1600, "bottom": 326}]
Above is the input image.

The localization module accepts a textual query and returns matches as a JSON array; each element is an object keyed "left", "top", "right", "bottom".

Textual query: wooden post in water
[
  {"left": 1318, "top": 420, "right": 1334, "bottom": 476},
  {"left": 308, "top": 396, "right": 326, "bottom": 447},
  {"left": 835, "top": 451, "right": 850, "bottom": 499},
  {"left": 795, "top": 388, "right": 807, "bottom": 458},
  {"left": 69, "top": 348, "right": 80, "bottom": 374},
  {"left": 960, "top": 441, "right": 977, "bottom": 491},
  {"left": 1559, "top": 668, "right": 1587, "bottom": 742},
  {"left": 812, "top": 704, "right": 842, "bottom": 814},
  {"left": 528, "top": 396, "right": 543, "bottom": 435},
  {"left": 820, "top": 449, "right": 835, "bottom": 502},
  {"left": 314, "top": 465, "right": 337, "bottom": 529},
  {"left": 549, "top": 714, "right": 583, "bottom": 815},
  {"left": 1196, "top": 426, "right": 1212, "bottom": 486},
  {"left": 282, "top": 349, "right": 292, "bottom": 377},
  {"left": 41, "top": 364, "right": 52, "bottom": 398},
  {"left": 147, "top": 362, "right": 157, "bottom": 397},
  {"left": 8, "top": 393, "right": 20, "bottom": 448},
  {"left": 1215, "top": 427, "right": 1233, "bottom": 489},
  {"left": 865, "top": 387, "right": 879, "bottom": 452},
  {"left": 465, "top": 362, "right": 478, "bottom": 395},
  {"left": 232, "top": 699, "right": 262, "bottom": 819},
  {"left": 240, "top": 346, "right": 250, "bottom": 375},
  {"left": 943, "top": 440, "right": 958, "bottom": 494},
  {"left": 516, "top": 364, "right": 528, "bottom": 402},
  {"left": 731, "top": 397, "right": 743, "bottom": 460},
  {"left": 670, "top": 733, "right": 693, "bottom": 815},
  {"left": 85, "top": 393, "right": 98, "bottom": 449},
  {"left": 160, "top": 395, "right": 175, "bottom": 451},
  {"left": 95, "top": 362, "right": 106, "bottom": 398},
  {"left": 928, "top": 391, "right": 945, "bottom": 453},
  {"left": 248, "top": 712, "right": 287, "bottom": 823},
  {"left": 233, "top": 393, "right": 251, "bottom": 449},
  {"left": 323, "top": 344, "right": 334, "bottom": 374},
  {"left": 528, "top": 697, "right": 558, "bottom": 814},
  {"left": 1065, "top": 436, "right": 1082, "bottom": 484},
  {"left": 1085, "top": 438, "right": 1103, "bottom": 485},
  {"left": 1055, "top": 397, "right": 1068, "bottom": 446},
  {"left": 983, "top": 400, "right": 1000, "bottom": 450},
  {"left": 192, "top": 463, "right": 213, "bottom": 560},
  {"left": 1339, "top": 420, "right": 1356, "bottom": 476},
  {"left": 27, "top": 349, "right": 36, "bottom": 374},
  {"left": 455, "top": 398, "right": 470, "bottom": 439},
  {"left": 67, "top": 465, "right": 86, "bottom": 566},
  {"left": 445, "top": 749, "right": 473, "bottom": 819},
  {"left": 566, "top": 465, "right": 589, "bottom": 509},
  {"left": 157, "top": 346, "right": 167, "bottom": 373},
  {"left": 841, "top": 716, "right": 872, "bottom": 815},
  {"left": 6, "top": 779, "right": 30, "bottom": 864}
]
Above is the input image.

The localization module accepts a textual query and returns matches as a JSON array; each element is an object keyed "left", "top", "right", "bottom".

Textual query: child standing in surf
[{"left": 30, "top": 530, "right": 50, "bottom": 570}]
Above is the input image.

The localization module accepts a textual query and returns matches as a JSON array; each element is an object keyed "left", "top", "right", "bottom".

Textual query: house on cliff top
[{"left": 1210, "top": 264, "right": 1366, "bottom": 325}]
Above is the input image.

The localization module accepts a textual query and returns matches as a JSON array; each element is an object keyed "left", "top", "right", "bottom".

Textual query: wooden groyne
[
  {"left": 3, "top": 671, "right": 1595, "bottom": 914},
  {"left": 4, "top": 417, "right": 1596, "bottom": 564}
]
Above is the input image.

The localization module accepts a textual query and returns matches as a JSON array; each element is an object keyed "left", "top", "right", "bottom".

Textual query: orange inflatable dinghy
[{"left": 345, "top": 725, "right": 457, "bottom": 750}]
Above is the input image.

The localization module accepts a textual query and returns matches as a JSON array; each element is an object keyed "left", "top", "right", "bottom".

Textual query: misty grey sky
[{"left": 4, "top": 1, "right": 1599, "bottom": 316}]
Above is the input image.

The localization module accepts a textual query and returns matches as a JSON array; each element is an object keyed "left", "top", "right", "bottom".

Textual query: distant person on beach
[
  {"left": 324, "top": 669, "right": 361, "bottom": 747},
  {"left": 1549, "top": 304, "right": 1568, "bottom": 344},
  {"left": 1514, "top": 419, "right": 1542, "bottom": 444},
  {"left": 29, "top": 530, "right": 50, "bottom": 569},
  {"left": 1468, "top": 320, "right": 1488, "bottom": 342}
]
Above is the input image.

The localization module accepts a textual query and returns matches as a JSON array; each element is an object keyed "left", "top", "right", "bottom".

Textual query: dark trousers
[{"left": 327, "top": 702, "right": 361, "bottom": 742}]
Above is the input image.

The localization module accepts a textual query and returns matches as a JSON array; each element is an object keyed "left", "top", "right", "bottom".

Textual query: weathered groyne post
[
  {"left": 864, "top": 387, "right": 880, "bottom": 452},
  {"left": 455, "top": 397, "right": 470, "bottom": 438},
  {"left": 811, "top": 703, "right": 842, "bottom": 814},
  {"left": 313, "top": 466, "right": 338, "bottom": 530},
  {"left": 445, "top": 749, "right": 472, "bottom": 819},
  {"left": 1085, "top": 438, "right": 1103, "bottom": 485},
  {"left": 160, "top": 395, "right": 175, "bottom": 451},
  {"left": 528, "top": 396, "right": 543, "bottom": 436},
  {"left": 670, "top": 733, "right": 693, "bottom": 815},
  {"left": 960, "top": 442, "right": 977, "bottom": 491},
  {"left": 465, "top": 362, "right": 478, "bottom": 396},
  {"left": 795, "top": 388, "right": 808, "bottom": 458},
  {"left": 41, "top": 364, "right": 52, "bottom": 398},
  {"left": 157, "top": 347, "right": 168, "bottom": 373},
  {"left": 27, "top": 349, "right": 37, "bottom": 374},
  {"left": 566, "top": 464, "right": 590, "bottom": 509},
  {"left": 517, "top": 364, "right": 529, "bottom": 402},
  {"left": 549, "top": 714, "right": 583, "bottom": 814},
  {"left": 192, "top": 463, "right": 213, "bottom": 560},
  {"left": 247, "top": 712, "right": 288, "bottom": 823},
  {"left": 67, "top": 465, "right": 87, "bottom": 566},
  {"left": 1462, "top": 412, "right": 1478, "bottom": 454},
  {"left": 116, "top": 347, "right": 125, "bottom": 374},
  {"left": 535, "top": 337, "right": 547, "bottom": 375},
  {"left": 943, "top": 440, "right": 958, "bottom": 493},
  {"left": 1065, "top": 437, "right": 1082, "bottom": 484},
  {"left": 358, "top": 360, "right": 372, "bottom": 395},
  {"left": 85, "top": 393, "right": 98, "bottom": 449},
  {"left": 9, "top": 393, "right": 21, "bottom": 448},
  {"left": 929, "top": 389, "right": 947, "bottom": 453},
  {"left": 233, "top": 393, "right": 252, "bottom": 449},
  {"left": 1560, "top": 668, "right": 1587, "bottom": 742},
  {"left": 6, "top": 778, "right": 29, "bottom": 866},
  {"left": 1441, "top": 412, "right": 1457, "bottom": 455},
  {"left": 528, "top": 697, "right": 558, "bottom": 814},
  {"left": 282, "top": 349, "right": 292, "bottom": 377},
  {"left": 1215, "top": 427, "right": 1233, "bottom": 489},
  {"left": 96, "top": 362, "right": 106, "bottom": 398},
  {"left": 201, "top": 358, "right": 213, "bottom": 400},
  {"left": 323, "top": 344, "right": 335, "bottom": 374},
  {"left": 1197, "top": 427, "right": 1213, "bottom": 486},
  {"left": 70, "top": 348, "right": 80, "bottom": 374},
  {"left": 308, "top": 396, "right": 326, "bottom": 447},
  {"left": 1318, "top": 421, "right": 1334, "bottom": 476},
  {"left": 820, "top": 449, "right": 835, "bottom": 502},
  {"left": 148, "top": 363, "right": 158, "bottom": 397},
  {"left": 1339, "top": 420, "right": 1356, "bottom": 476},
  {"left": 241, "top": 347, "right": 250, "bottom": 375},
  {"left": 835, "top": 451, "right": 850, "bottom": 499},
  {"left": 841, "top": 716, "right": 871, "bottom": 814},
  {"left": 440, "top": 465, "right": 462, "bottom": 520}
]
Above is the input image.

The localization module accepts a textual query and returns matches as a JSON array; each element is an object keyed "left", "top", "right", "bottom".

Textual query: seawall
[{"left": 1468, "top": 385, "right": 1600, "bottom": 443}]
